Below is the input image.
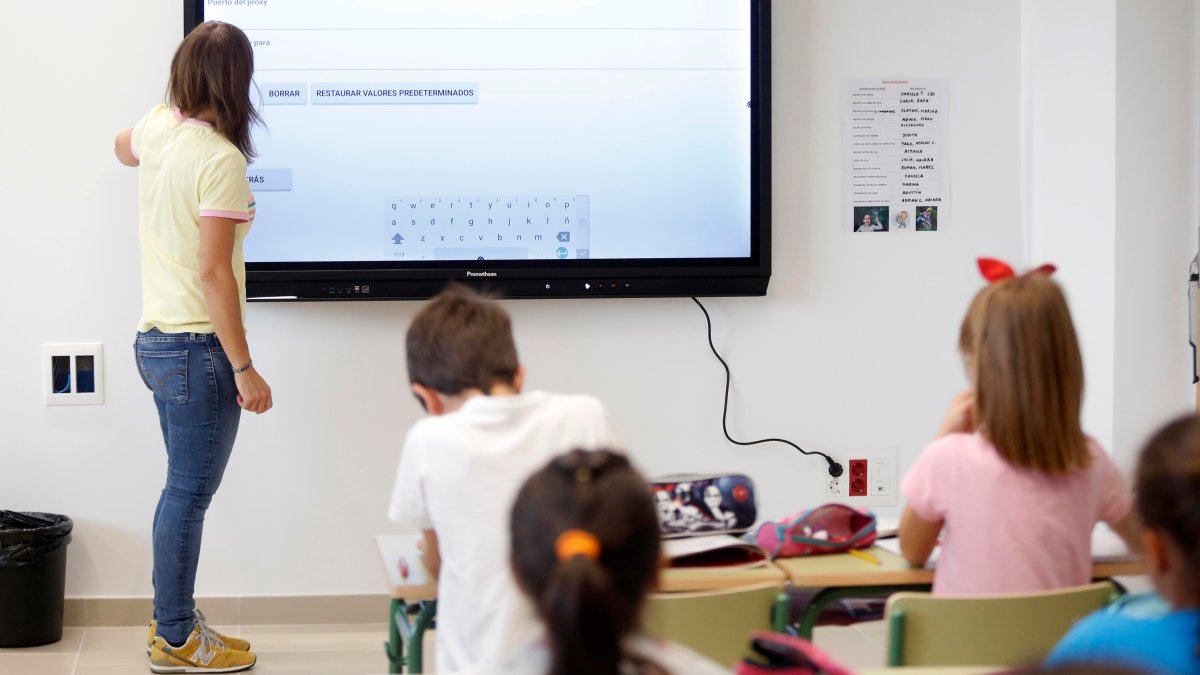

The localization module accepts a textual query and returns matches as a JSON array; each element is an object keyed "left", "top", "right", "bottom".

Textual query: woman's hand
[
  {"left": 234, "top": 367, "right": 273, "bottom": 414},
  {"left": 936, "top": 389, "right": 975, "bottom": 437}
]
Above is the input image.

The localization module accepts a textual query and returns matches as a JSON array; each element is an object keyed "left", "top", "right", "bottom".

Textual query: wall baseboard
[{"left": 63, "top": 594, "right": 390, "bottom": 627}]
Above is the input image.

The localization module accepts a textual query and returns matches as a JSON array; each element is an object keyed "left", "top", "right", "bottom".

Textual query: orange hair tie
[{"left": 555, "top": 529, "right": 601, "bottom": 562}]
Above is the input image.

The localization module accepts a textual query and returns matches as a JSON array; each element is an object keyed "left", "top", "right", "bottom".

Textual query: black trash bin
[{"left": 0, "top": 511, "right": 73, "bottom": 647}]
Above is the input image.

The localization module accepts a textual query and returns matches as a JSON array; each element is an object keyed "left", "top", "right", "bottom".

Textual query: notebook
[
  {"left": 875, "top": 516, "right": 900, "bottom": 539},
  {"left": 662, "top": 534, "right": 769, "bottom": 570}
]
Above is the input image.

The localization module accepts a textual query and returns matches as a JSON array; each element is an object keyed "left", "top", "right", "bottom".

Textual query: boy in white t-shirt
[{"left": 387, "top": 285, "right": 621, "bottom": 673}]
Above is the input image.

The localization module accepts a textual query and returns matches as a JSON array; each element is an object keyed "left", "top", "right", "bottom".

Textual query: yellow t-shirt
[{"left": 132, "top": 104, "right": 254, "bottom": 334}]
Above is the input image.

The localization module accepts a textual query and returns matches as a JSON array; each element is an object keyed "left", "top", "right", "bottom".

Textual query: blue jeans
[{"left": 134, "top": 330, "right": 241, "bottom": 645}]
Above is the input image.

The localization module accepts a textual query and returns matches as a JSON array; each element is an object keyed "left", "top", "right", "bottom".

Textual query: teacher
[{"left": 114, "top": 21, "right": 270, "bottom": 673}]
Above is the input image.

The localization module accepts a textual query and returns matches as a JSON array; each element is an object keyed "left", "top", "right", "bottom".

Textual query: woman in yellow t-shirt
[{"left": 114, "top": 21, "right": 270, "bottom": 674}]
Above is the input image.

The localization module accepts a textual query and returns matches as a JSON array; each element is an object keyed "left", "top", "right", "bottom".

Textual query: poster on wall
[{"left": 843, "top": 78, "right": 949, "bottom": 234}]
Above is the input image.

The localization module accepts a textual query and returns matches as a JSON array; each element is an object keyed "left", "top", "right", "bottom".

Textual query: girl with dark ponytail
[
  {"left": 488, "top": 449, "right": 729, "bottom": 675},
  {"left": 1047, "top": 415, "right": 1200, "bottom": 674}
]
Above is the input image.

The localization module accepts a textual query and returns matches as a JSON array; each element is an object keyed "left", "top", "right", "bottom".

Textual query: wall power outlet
[
  {"left": 821, "top": 447, "right": 897, "bottom": 506},
  {"left": 43, "top": 343, "right": 104, "bottom": 406}
]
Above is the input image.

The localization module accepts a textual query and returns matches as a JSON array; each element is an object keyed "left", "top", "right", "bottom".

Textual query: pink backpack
[
  {"left": 752, "top": 504, "right": 877, "bottom": 559},
  {"left": 735, "top": 632, "right": 855, "bottom": 675}
]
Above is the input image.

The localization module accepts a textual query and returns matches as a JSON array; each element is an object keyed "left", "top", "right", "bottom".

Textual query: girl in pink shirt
[{"left": 899, "top": 259, "right": 1139, "bottom": 595}]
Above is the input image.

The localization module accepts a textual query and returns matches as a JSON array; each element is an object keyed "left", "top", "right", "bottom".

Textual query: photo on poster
[
  {"left": 853, "top": 206, "right": 889, "bottom": 233},
  {"left": 893, "top": 209, "right": 911, "bottom": 230},
  {"left": 915, "top": 205, "right": 938, "bottom": 231}
]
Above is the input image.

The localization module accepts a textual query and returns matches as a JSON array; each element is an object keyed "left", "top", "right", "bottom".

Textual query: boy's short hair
[{"left": 406, "top": 284, "right": 519, "bottom": 394}]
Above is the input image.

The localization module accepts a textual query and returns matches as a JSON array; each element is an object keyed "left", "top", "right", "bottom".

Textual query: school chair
[
  {"left": 884, "top": 581, "right": 1118, "bottom": 667},
  {"left": 642, "top": 581, "right": 789, "bottom": 668}
]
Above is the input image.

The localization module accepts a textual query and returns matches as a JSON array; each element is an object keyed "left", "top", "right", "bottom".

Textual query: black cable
[{"left": 692, "top": 297, "right": 844, "bottom": 478}]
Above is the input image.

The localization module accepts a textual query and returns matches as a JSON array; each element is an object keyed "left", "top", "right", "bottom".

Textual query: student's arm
[
  {"left": 198, "top": 216, "right": 272, "bottom": 414},
  {"left": 419, "top": 529, "right": 441, "bottom": 578},
  {"left": 899, "top": 505, "right": 941, "bottom": 566},
  {"left": 899, "top": 437, "right": 952, "bottom": 566},
  {"left": 114, "top": 129, "right": 138, "bottom": 167},
  {"left": 1108, "top": 511, "right": 1142, "bottom": 555},
  {"left": 1093, "top": 445, "right": 1142, "bottom": 554}
]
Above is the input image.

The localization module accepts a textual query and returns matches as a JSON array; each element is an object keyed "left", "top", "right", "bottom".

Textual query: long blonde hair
[{"left": 959, "top": 273, "right": 1089, "bottom": 475}]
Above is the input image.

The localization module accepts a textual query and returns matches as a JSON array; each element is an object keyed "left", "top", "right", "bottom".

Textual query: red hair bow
[{"left": 977, "top": 258, "right": 1056, "bottom": 283}]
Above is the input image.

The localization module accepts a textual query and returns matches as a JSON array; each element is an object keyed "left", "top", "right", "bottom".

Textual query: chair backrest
[
  {"left": 885, "top": 582, "right": 1118, "bottom": 667},
  {"left": 642, "top": 581, "right": 788, "bottom": 668}
]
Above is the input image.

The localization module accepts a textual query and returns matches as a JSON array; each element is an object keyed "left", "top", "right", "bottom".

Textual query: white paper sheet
[{"left": 843, "top": 78, "right": 950, "bottom": 235}]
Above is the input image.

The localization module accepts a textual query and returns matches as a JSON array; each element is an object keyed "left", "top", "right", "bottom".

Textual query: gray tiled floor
[
  {"left": 1, "top": 624, "right": 393, "bottom": 675},
  {"left": 0, "top": 621, "right": 884, "bottom": 674}
]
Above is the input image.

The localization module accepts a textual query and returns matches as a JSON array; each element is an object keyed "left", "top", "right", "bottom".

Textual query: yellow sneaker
[
  {"left": 149, "top": 624, "right": 256, "bottom": 673},
  {"left": 148, "top": 610, "right": 250, "bottom": 655}
]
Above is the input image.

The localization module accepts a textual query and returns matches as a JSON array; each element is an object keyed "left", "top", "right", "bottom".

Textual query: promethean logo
[{"left": 465, "top": 271, "right": 497, "bottom": 277}]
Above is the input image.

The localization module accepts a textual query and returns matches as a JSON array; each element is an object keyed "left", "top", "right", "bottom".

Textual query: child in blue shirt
[{"left": 1047, "top": 415, "right": 1200, "bottom": 675}]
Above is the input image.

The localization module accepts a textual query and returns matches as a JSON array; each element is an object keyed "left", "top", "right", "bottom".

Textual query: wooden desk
[
  {"left": 776, "top": 545, "right": 931, "bottom": 587},
  {"left": 376, "top": 533, "right": 787, "bottom": 673},
  {"left": 775, "top": 544, "right": 1147, "bottom": 639},
  {"left": 659, "top": 561, "right": 786, "bottom": 593}
]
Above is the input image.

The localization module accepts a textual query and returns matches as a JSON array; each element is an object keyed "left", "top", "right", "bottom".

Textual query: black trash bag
[{"left": 0, "top": 511, "right": 73, "bottom": 567}]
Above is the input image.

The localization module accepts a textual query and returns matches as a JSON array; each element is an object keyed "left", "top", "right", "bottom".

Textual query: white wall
[
  {"left": 1112, "top": 0, "right": 1198, "bottom": 470},
  {"left": 0, "top": 0, "right": 1187, "bottom": 599},
  {"left": 1024, "top": 0, "right": 1118, "bottom": 451},
  {"left": 1022, "top": 0, "right": 1197, "bottom": 469}
]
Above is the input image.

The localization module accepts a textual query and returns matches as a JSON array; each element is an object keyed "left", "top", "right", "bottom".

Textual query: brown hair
[
  {"left": 1136, "top": 416, "right": 1200, "bottom": 628},
  {"left": 405, "top": 284, "right": 519, "bottom": 395},
  {"left": 168, "top": 21, "right": 262, "bottom": 159},
  {"left": 510, "top": 450, "right": 661, "bottom": 675},
  {"left": 959, "top": 273, "right": 1089, "bottom": 475}
]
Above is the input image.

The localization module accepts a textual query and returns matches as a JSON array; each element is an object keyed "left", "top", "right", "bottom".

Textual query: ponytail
[
  {"left": 511, "top": 450, "right": 662, "bottom": 675},
  {"left": 542, "top": 557, "right": 624, "bottom": 675}
]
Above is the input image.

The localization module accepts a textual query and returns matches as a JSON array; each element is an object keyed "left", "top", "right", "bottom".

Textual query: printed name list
[{"left": 842, "top": 78, "right": 949, "bottom": 234}]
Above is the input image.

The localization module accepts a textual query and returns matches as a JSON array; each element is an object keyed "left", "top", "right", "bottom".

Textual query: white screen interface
[{"left": 203, "top": 0, "right": 753, "bottom": 263}]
